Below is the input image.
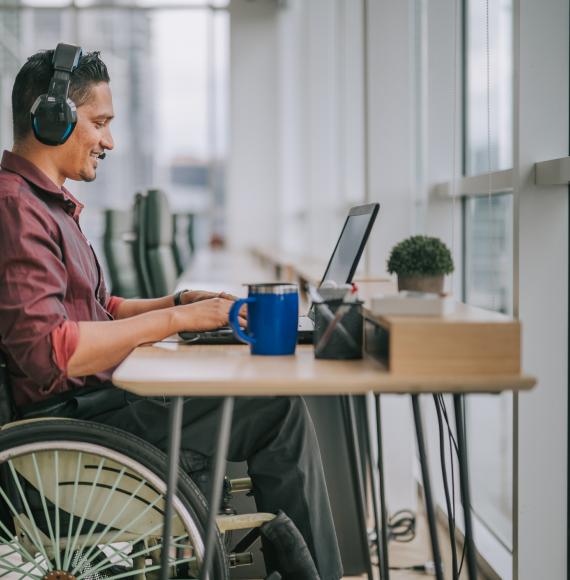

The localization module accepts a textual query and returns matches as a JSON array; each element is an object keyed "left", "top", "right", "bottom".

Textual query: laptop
[{"left": 179, "top": 202, "right": 380, "bottom": 345}]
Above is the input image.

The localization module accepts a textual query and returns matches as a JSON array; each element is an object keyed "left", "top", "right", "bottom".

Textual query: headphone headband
[
  {"left": 52, "top": 43, "right": 83, "bottom": 72},
  {"left": 30, "top": 43, "right": 83, "bottom": 146}
]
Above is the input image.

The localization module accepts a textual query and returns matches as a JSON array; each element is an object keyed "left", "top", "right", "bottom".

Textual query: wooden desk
[
  {"left": 113, "top": 344, "right": 534, "bottom": 580},
  {"left": 113, "top": 343, "right": 534, "bottom": 397},
  {"left": 113, "top": 248, "right": 536, "bottom": 580}
]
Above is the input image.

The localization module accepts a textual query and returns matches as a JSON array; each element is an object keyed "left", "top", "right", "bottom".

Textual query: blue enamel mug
[{"left": 229, "top": 283, "right": 299, "bottom": 355}]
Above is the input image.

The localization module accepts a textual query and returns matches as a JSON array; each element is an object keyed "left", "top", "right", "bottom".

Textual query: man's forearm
[
  {"left": 113, "top": 290, "right": 234, "bottom": 319},
  {"left": 113, "top": 295, "right": 174, "bottom": 319},
  {"left": 67, "top": 307, "right": 180, "bottom": 377}
]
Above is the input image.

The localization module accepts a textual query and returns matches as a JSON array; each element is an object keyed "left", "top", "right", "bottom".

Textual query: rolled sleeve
[
  {"left": 0, "top": 196, "right": 70, "bottom": 395},
  {"left": 106, "top": 295, "right": 124, "bottom": 319},
  {"left": 51, "top": 320, "right": 80, "bottom": 373}
]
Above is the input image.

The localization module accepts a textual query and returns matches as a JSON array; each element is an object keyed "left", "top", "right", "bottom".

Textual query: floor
[
  {"left": 344, "top": 501, "right": 483, "bottom": 580},
  {"left": 0, "top": 498, "right": 491, "bottom": 580}
]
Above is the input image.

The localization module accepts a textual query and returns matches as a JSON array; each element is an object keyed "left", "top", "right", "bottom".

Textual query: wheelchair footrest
[{"left": 216, "top": 512, "right": 275, "bottom": 533}]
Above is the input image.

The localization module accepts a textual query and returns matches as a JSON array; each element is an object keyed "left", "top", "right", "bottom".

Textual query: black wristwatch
[{"left": 173, "top": 289, "right": 190, "bottom": 306}]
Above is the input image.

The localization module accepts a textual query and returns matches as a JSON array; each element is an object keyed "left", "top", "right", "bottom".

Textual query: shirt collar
[{"left": 1, "top": 150, "right": 84, "bottom": 218}]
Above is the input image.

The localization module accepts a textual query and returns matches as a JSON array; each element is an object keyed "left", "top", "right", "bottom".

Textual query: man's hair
[{"left": 12, "top": 49, "right": 110, "bottom": 142}]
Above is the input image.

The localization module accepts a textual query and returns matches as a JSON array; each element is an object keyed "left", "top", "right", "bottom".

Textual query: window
[
  {"left": 0, "top": 4, "right": 229, "bottom": 254},
  {"left": 462, "top": 0, "right": 514, "bottom": 557},
  {"left": 464, "top": 0, "right": 513, "bottom": 175}
]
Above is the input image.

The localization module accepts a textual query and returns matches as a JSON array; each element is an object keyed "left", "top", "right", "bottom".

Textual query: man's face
[{"left": 58, "top": 82, "right": 115, "bottom": 182}]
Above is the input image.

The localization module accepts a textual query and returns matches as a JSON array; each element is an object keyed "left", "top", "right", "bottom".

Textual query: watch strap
[{"left": 173, "top": 289, "right": 189, "bottom": 307}]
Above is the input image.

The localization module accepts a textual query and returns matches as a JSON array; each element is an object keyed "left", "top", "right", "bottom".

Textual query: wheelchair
[{"left": 0, "top": 359, "right": 274, "bottom": 579}]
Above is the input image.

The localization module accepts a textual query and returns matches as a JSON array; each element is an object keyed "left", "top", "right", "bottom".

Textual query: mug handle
[{"left": 229, "top": 297, "right": 256, "bottom": 345}]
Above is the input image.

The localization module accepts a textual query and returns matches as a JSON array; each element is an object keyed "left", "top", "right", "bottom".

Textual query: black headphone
[{"left": 30, "top": 43, "right": 83, "bottom": 146}]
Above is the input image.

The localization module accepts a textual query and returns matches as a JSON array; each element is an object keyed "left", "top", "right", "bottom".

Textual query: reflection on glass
[
  {"left": 464, "top": 193, "right": 513, "bottom": 549},
  {"left": 464, "top": 194, "right": 513, "bottom": 315},
  {"left": 465, "top": 0, "right": 513, "bottom": 175}
]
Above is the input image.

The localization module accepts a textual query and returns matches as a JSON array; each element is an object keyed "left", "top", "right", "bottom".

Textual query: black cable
[
  {"left": 389, "top": 561, "right": 436, "bottom": 573},
  {"left": 438, "top": 394, "right": 467, "bottom": 577},
  {"left": 388, "top": 509, "right": 416, "bottom": 543},
  {"left": 439, "top": 393, "right": 459, "bottom": 453},
  {"left": 457, "top": 397, "right": 468, "bottom": 577},
  {"left": 434, "top": 394, "right": 459, "bottom": 579}
]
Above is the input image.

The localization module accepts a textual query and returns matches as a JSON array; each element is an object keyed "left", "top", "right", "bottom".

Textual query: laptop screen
[{"left": 320, "top": 203, "right": 380, "bottom": 287}]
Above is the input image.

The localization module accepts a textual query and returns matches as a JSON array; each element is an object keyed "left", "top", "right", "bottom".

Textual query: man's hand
[
  {"left": 181, "top": 290, "right": 240, "bottom": 304},
  {"left": 173, "top": 297, "right": 247, "bottom": 332}
]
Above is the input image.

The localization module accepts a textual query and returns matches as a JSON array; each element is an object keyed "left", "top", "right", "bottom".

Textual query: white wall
[{"left": 514, "top": 0, "right": 568, "bottom": 577}]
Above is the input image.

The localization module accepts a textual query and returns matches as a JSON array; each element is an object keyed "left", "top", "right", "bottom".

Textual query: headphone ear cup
[{"left": 30, "top": 94, "right": 77, "bottom": 146}]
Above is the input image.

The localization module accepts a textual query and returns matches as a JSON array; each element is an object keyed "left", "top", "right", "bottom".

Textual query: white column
[
  {"left": 227, "top": 0, "right": 279, "bottom": 250},
  {"left": 366, "top": 0, "right": 417, "bottom": 512}
]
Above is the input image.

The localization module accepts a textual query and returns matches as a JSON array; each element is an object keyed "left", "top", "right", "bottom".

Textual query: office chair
[
  {"left": 132, "top": 192, "right": 154, "bottom": 298},
  {"left": 172, "top": 213, "right": 194, "bottom": 277},
  {"left": 102, "top": 208, "right": 141, "bottom": 298},
  {"left": 144, "top": 189, "right": 179, "bottom": 297}
]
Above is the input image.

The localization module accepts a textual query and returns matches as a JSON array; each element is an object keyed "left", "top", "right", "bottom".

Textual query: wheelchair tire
[{"left": 0, "top": 418, "right": 229, "bottom": 579}]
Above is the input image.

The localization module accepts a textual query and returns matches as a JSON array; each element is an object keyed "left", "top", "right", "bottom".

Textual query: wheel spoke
[
  {"left": 1, "top": 462, "right": 52, "bottom": 568},
  {"left": 102, "top": 554, "right": 198, "bottom": 580},
  {"left": 68, "top": 465, "right": 127, "bottom": 572},
  {"left": 64, "top": 456, "right": 106, "bottom": 570},
  {"left": 77, "top": 524, "right": 189, "bottom": 580},
  {"left": 30, "top": 452, "right": 60, "bottom": 569},
  {"left": 0, "top": 557, "right": 44, "bottom": 579},
  {"left": 0, "top": 537, "right": 46, "bottom": 578},
  {"left": 0, "top": 519, "right": 45, "bottom": 572},
  {"left": 54, "top": 451, "right": 61, "bottom": 569},
  {"left": 70, "top": 476, "right": 155, "bottom": 575},
  {"left": 62, "top": 451, "right": 83, "bottom": 570},
  {"left": 77, "top": 520, "right": 164, "bottom": 579},
  {"left": 87, "top": 541, "right": 197, "bottom": 580}
]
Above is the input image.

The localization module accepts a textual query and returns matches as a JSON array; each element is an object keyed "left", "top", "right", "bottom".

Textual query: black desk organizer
[{"left": 313, "top": 300, "right": 363, "bottom": 359}]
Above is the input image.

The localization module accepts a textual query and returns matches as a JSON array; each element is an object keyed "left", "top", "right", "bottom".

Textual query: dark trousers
[{"left": 24, "top": 385, "right": 343, "bottom": 580}]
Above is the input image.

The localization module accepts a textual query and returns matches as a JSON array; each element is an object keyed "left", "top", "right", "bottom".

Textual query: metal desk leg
[
  {"left": 202, "top": 396, "right": 234, "bottom": 580},
  {"left": 453, "top": 395, "right": 477, "bottom": 579},
  {"left": 411, "top": 395, "right": 443, "bottom": 580},
  {"left": 161, "top": 396, "right": 184, "bottom": 580},
  {"left": 344, "top": 395, "right": 374, "bottom": 580},
  {"left": 375, "top": 394, "right": 390, "bottom": 580},
  {"left": 363, "top": 393, "right": 387, "bottom": 578}
]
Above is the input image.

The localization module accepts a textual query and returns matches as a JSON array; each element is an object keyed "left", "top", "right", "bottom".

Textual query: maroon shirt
[{"left": 0, "top": 150, "right": 115, "bottom": 408}]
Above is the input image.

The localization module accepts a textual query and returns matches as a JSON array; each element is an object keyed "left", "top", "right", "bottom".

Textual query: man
[{"left": 0, "top": 47, "right": 343, "bottom": 579}]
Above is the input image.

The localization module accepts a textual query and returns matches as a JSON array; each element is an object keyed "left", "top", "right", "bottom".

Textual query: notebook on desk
[{"left": 179, "top": 202, "right": 380, "bottom": 345}]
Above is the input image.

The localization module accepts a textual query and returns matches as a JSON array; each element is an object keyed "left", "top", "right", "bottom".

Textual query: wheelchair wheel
[{"left": 0, "top": 419, "right": 229, "bottom": 579}]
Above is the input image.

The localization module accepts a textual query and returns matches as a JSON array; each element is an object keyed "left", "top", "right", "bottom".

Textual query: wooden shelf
[{"left": 364, "top": 302, "right": 521, "bottom": 377}]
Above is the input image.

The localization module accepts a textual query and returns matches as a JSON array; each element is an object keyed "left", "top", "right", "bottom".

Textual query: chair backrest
[
  {"left": 145, "top": 189, "right": 179, "bottom": 297},
  {"left": 172, "top": 213, "right": 194, "bottom": 276},
  {"left": 103, "top": 208, "right": 141, "bottom": 298},
  {"left": 132, "top": 192, "right": 155, "bottom": 298}
]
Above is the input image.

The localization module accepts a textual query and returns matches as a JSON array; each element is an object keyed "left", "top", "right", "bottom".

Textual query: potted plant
[{"left": 387, "top": 235, "right": 454, "bottom": 293}]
